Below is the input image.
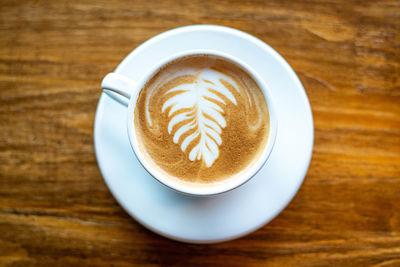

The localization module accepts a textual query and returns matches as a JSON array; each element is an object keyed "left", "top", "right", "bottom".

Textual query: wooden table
[{"left": 1, "top": 0, "right": 399, "bottom": 265}]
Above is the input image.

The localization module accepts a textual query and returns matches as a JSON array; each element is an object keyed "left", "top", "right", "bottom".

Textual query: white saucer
[{"left": 94, "top": 25, "right": 313, "bottom": 244}]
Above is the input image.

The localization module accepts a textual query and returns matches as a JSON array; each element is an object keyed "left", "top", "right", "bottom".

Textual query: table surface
[{"left": 1, "top": 0, "right": 399, "bottom": 266}]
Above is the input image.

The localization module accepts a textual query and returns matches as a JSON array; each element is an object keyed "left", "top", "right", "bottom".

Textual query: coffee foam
[{"left": 134, "top": 55, "right": 270, "bottom": 186}]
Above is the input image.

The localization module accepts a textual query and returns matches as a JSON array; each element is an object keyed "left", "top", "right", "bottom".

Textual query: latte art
[
  {"left": 134, "top": 55, "right": 270, "bottom": 185},
  {"left": 159, "top": 68, "right": 239, "bottom": 167}
]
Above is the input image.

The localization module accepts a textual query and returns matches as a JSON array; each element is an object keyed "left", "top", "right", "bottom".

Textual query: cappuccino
[{"left": 134, "top": 55, "right": 270, "bottom": 186}]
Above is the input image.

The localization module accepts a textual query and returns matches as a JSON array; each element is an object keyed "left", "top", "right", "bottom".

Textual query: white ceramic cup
[{"left": 101, "top": 49, "right": 277, "bottom": 196}]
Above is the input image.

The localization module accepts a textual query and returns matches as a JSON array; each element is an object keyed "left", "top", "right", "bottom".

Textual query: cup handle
[{"left": 101, "top": 73, "right": 137, "bottom": 103}]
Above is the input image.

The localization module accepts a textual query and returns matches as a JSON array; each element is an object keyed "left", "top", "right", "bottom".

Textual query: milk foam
[
  {"left": 145, "top": 68, "right": 240, "bottom": 167},
  {"left": 134, "top": 55, "right": 270, "bottom": 184}
]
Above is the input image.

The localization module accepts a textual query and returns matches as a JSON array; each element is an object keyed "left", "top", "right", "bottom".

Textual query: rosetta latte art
[
  {"left": 134, "top": 55, "right": 270, "bottom": 184},
  {"left": 159, "top": 69, "right": 239, "bottom": 167}
]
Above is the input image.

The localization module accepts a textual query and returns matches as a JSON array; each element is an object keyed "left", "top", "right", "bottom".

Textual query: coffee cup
[{"left": 101, "top": 49, "right": 277, "bottom": 196}]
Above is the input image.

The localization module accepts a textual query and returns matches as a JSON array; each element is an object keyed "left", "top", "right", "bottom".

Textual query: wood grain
[{"left": 0, "top": 0, "right": 399, "bottom": 266}]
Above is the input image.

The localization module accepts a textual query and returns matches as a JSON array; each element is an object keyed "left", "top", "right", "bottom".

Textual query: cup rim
[{"left": 126, "top": 49, "right": 278, "bottom": 196}]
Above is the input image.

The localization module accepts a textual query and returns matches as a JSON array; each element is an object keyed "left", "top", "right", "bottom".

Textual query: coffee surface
[{"left": 134, "top": 55, "right": 270, "bottom": 185}]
